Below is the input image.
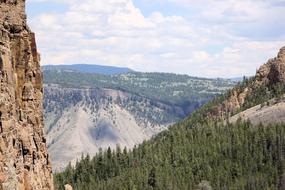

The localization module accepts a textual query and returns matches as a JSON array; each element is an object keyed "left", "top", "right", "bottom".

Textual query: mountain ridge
[
  {"left": 176, "top": 47, "right": 285, "bottom": 129},
  {"left": 43, "top": 64, "right": 133, "bottom": 75}
]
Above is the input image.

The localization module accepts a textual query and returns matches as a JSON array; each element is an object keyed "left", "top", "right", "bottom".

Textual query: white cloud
[{"left": 27, "top": 0, "right": 285, "bottom": 78}]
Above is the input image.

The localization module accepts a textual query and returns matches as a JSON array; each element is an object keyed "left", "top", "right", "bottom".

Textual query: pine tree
[{"left": 148, "top": 167, "right": 156, "bottom": 189}]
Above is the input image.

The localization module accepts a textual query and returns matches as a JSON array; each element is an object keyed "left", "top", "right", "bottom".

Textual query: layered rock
[{"left": 0, "top": 0, "right": 53, "bottom": 189}]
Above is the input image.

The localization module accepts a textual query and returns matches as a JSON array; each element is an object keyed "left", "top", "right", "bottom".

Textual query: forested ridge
[
  {"left": 44, "top": 70, "right": 235, "bottom": 106},
  {"left": 54, "top": 75, "right": 285, "bottom": 189}
]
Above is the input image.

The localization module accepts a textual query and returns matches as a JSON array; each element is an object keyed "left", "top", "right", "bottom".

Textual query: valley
[
  {"left": 43, "top": 69, "right": 236, "bottom": 171},
  {"left": 55, "top": 47, "right": 285, "bottom": 190},
  {"left": 1, "top": 0, "right": 284, "bottom": 189}
]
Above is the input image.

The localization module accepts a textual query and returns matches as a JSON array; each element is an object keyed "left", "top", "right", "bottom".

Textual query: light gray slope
[
  {"left": 45, "top": 86, "right": 172, "bottom": 171},
  {"left": 230, "top": 97, "right": 285, "bottom": 125}
]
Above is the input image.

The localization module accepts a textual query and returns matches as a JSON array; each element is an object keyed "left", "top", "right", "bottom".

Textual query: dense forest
[
  {"left": 55, "top": 120, "right": 285, "bottom": 190},
  {"left": 54, "top": 76, "right": 285, "bottom": 190}
]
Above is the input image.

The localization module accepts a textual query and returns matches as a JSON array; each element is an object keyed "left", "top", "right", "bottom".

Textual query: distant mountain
[
  {"left": 42, "top": 64, "right": 133, "bottom": 75},
  {"left": 229, "top": 77, "right": 244, "bottom": 82},
  {"left": 43, "top": 70, "right": 236, "bottom": 171}
]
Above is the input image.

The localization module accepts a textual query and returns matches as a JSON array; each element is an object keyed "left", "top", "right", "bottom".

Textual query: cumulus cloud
[{"left": 26, "top": 0, "right": 285, "bottom": 78}]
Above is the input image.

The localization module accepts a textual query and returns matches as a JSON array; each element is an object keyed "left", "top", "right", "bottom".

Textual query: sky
[{"left": 26, "top": 0, "right": 285, "bottom": 78}]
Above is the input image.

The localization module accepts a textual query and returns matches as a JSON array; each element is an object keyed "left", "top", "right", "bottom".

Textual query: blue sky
[{"left": 26, "top": 0, "right": 285, "bottom": 78}]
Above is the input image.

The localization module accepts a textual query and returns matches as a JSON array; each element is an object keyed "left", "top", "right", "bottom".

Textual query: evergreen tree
[{"left": 148, "top": 167, "right": 156, "bottom": 189}]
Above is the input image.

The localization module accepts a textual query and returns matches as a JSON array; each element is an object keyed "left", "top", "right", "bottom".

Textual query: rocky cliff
[
  {"left": 209, "top": 47, "right": 285, "bottom": 118},
  {"left": 0, "top": 0, "right": 53, "bottom": 189},
  {"left": 257, "top": 46, "right": 285, "bottom": 85}
]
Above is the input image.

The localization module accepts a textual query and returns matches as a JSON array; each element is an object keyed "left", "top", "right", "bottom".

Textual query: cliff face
[
  {"left": 0, "top": 0, "right": 53, "bottom": 189},
  {"left": 257, "top": 47, "right": 285, "bottom": 85},
  {"left": 211, "top": 46, "right": 285, "bottom": 118}
]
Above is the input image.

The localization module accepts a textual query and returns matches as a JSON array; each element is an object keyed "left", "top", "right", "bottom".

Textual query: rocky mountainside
[
  {"left": 197, "top": 47, "right": 285, "bottom": 121},
  {"left": 43, "top": 71, "right": 236, "bottom": 171},
  {"left": 229, "top": 96, "right": 285, "bottom": 125},
  {"left": 227, "top": 47, "right": 285, "bottom": 126},
  {"left": 0, "top": 0, "right": 53, "bottom": 189}
]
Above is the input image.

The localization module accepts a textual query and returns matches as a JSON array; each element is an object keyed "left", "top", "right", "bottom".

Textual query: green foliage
[
  {"left": 55, "top": 120, "right": 285, "bottom": 190},
  {"left": 240, "top": 83, "right": 285, "bottom": 112},
  {"left": 148, "top": 167, "right": 156, "bottom": 189}
]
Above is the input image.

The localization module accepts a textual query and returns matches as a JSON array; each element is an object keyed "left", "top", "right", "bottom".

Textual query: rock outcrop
[
  {"left": 229, "top": 96, "right": 285, "bottom": 126},
  {"left": 64, "top": 184, "right": 73, "bottom": 190},
  {"left": 209, "top": 46, "right": 285, "bottom": 118},
  {"left": 0, "top": 0, "right": 53, "bottom": 189}
]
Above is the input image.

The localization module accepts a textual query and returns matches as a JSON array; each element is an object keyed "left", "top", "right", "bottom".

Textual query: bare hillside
[{"left": 230, "top": 97, "right": 285, "bottom": 125}]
